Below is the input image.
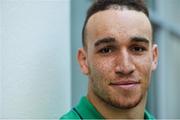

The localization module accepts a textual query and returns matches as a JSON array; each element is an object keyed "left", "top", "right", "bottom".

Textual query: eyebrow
[
  {"left": 94, "top": 36, "right": 150, "bottom": 47},
  {"left": 94, "top": 37, "right": 116, "bottom": 47},
  {"left": 130, "top": 36, "right": 150, "bottom": 44}
]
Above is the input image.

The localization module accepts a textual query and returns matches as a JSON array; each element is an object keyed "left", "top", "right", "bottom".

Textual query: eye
[
  {"left": 131, "top": 46, "right": 147, "bottom": 53},
  {"left": 99, "top": 47, "right": 113, "bottom": 54}
]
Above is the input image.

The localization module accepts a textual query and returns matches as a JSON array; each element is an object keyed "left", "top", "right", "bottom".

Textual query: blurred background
[{"left": 0, "top": 0, "right": 180, "bottom": 119}]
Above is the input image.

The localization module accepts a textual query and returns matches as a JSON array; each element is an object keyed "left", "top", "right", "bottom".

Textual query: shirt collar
[
  {"left": 75, "top": 96, "right": 103, "bottom": 119},
  {"left": 75, "top": 96, "right": 154, "bottom": 119}
]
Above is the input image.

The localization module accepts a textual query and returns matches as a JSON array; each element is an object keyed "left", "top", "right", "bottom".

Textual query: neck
[{"left": 87, "top": 84, "right": 147, "bottom": 119}]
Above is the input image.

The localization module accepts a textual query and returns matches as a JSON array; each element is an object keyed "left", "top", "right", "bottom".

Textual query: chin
[{"left": 105, "top": 93, "right": 144, "bottom": 109}]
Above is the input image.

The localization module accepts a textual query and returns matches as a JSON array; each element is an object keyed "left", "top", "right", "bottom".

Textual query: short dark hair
[{"left": 82, "top": 0, "right": 149, "bottom": 48}]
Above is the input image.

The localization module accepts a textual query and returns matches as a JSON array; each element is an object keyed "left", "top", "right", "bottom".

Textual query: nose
[{"left": 115, "top": 48, "right": 135, "bottom": 76}]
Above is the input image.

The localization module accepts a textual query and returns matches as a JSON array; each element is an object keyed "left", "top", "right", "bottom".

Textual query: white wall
[{"left": 0, "top": 0, "right": 71, "bottom": 119}]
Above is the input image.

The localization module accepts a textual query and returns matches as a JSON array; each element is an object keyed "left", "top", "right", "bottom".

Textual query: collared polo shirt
[{"left": 60, "top": 96, "right": 155, "bottom": 119}]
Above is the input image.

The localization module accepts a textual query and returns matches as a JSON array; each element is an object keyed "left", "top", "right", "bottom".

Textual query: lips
[
  {"left": 110, "top": 81, "right": 140, "bottom": 85},
  {"left": 109, "top": 80, "right": 140, "bottom": 89}
]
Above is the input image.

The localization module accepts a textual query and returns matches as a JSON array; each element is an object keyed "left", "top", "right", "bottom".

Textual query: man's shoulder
[{"left": 60, "top": 109, "right": 81, "bottom": 119}]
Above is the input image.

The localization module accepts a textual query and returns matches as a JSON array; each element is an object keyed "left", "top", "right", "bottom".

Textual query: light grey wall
[
  {"left": 0, "top": 0, "right": 71, "bottom": 119},
  {"left": 71, "top": 0, "right": 92, "bottom": 106},
  {"left": 0, "top": 0, "right": 3, "bottom": 117}
]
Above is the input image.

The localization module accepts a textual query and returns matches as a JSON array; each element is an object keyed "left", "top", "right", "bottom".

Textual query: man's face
[{"left": 78, "top": 9, "right": 158, "bottom": 109}]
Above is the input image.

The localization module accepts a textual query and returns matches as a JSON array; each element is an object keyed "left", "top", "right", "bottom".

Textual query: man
[{"left": 61, "top": 0, "right": 158, "bottom": 119}]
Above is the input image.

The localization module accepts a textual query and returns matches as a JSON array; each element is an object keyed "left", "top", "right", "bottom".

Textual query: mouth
[{"left": 109, "top": 81, "right": 140, "bottom": 89}]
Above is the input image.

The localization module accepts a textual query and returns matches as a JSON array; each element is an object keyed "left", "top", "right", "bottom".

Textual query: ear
[
  {"left": 151, "top": 44, "right": 159, "bottom": 71},
  {"left": 77, "top": 48, "right": 89, "bottom": 75}
]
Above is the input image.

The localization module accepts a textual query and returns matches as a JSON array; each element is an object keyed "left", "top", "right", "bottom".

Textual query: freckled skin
[{"left": 77, "top": 9, "right": 158, "bottom": 118}]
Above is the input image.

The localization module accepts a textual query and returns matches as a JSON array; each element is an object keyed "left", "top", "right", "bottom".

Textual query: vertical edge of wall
[
  {"left": 0, "top": 0, "right": 3, "bottom": 118},
  {"left": 62, "top": 0, "right": 72, "bottom": 117},
  {"left": 58, "top": 0, "right": 72, "bottom": 117}
]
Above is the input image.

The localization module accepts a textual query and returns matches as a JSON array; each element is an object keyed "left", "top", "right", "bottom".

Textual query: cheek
[
  {"left": 90, "top": 57, "right": 113, "bottom": 74},
  {"left": 88, "top": 57, "right": 114, "bottom": 80},
  {"left": 134, "top": 56, "right": 152, "bottom": 87},
  {"left": 134, "top": 54, "right": 152, "bottom": 72}
]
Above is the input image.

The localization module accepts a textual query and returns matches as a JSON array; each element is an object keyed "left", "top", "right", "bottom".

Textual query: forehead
[{"left": 85, "top": 9, "right": 152, "bottom": 44}]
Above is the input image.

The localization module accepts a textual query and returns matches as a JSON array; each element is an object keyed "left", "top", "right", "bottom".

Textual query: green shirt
[{"left": 60, "top": 96, "right": 155, "bottom": 119}]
